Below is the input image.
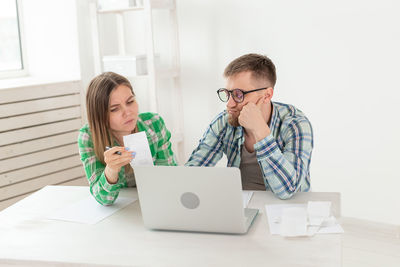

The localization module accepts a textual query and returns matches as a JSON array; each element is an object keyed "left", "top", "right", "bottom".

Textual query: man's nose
[{"left": 226, "top": 94, "right": 237, "bottom": 108}]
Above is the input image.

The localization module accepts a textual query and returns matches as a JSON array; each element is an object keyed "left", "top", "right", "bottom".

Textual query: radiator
[{"left": 0, "top": 81, "right": 88, "bottom": 210}]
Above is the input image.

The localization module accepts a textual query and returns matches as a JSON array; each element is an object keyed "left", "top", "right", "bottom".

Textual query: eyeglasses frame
[{"left": 217, "top": 87, "right": 269, "bottom": 103}]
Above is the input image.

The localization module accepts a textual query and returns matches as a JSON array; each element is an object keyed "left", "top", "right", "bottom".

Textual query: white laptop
[{"left": 134, "top": 166, "right": 258, "bottom": 234}]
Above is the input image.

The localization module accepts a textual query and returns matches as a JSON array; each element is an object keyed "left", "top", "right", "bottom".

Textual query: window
[{"left": 0, "top": 0, "right": 25, "bottom": 78}]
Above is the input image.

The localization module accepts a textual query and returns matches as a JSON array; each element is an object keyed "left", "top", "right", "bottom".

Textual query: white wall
[
  {"left": 74, "top": 0, "right": 400, "bottom": 225},
  {"left": 176, "top": 0, "right": 400, "bottom": 224}
]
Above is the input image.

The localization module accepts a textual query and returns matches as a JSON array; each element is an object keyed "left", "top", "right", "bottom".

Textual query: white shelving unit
[{"left": 89, "top": 0, "right": 184, "bottom": 163}]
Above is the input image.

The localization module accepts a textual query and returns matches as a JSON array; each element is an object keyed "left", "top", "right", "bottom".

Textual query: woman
[{"left": 78, "top": 72, "right": 177, "bottom": 205}]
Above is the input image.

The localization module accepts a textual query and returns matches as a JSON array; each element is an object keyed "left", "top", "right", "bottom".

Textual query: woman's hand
[{"left": 104, "top": 146, "right": 135, "bottom": 184}]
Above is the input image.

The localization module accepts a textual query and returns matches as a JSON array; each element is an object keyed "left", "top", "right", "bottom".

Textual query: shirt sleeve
[
  {"left": 185, "top": 119, "right": 225, "bottom": 167},
  {"left": 77, "top": 127, "right": 124, "bottom": 205},
  {"left": 153, "top": 116, "right": 177, "bottom": 166},
  {"left": 254, "top": 117, "right": 313, "bottom": 199}
]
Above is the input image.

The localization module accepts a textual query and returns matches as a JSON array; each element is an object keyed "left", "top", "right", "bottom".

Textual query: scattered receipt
[
  {"left": 265, "top": 202, "right": 344, "bottom": 237},
  {"left": 123, "top": 131, "right": 154, "bottom": 166},
  {"left": 46, "top": 196, "right": 137, "bottom": 224}
]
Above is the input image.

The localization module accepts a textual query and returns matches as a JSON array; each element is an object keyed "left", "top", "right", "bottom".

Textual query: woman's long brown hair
[{"left": 86, "top": 72, "right": 134, "bottom": 164}]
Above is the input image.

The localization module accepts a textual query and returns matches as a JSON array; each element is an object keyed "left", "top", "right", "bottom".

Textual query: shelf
[
  {"left": 104, "top": 65, "right": 179, "bottom": 79},
  {"left": 98, "top": 6, "right": 144, "bottom": 14},
  {"left": 91, "top": 0, "right": 184, "bottom": 162},
  {"left": 97, "top": 0, "right": 175, "bottom": 13},
  {"left": 128, "top": 67, "right": 179, "bottom": 78},
  {"left": 101, "top": 55, "right": 180, "bottom": 78},
  {"left": 151, "top": 0, "right": 175, "bottom": 9},
  {"left": 156, "top": 68, "right": 179, "bottom": 78}
]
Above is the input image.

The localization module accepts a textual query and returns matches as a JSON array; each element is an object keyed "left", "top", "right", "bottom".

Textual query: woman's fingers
[
  {"left": 105, "top": 148, "right": 136, "bottom": 170},
  {"left": 104, "top": 146, "right": 127, "bottom": 157},
  {"left": 111, "top": 154, "right": 134, "bottom": 167},
  {"left": 104, "top": 147, "right": 129, "bottom": 162}
]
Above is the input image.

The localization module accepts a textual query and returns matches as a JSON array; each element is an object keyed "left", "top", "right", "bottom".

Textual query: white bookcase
[{"left": 89, "top": 0, "right": 184, "bottom": 163}]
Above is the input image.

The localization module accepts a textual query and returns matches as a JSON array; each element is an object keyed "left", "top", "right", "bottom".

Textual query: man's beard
[{"left": 228, "top": 114, "right": 240, "bottom": 127}]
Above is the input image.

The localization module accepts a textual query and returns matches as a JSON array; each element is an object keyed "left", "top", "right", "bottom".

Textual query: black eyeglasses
[{"left": 217, "top": 87, "right": 268, "bottom": 103}]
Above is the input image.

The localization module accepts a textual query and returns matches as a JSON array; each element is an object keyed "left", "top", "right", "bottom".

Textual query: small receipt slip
[
  {"left": 265, "top": 202, "right": 344, "bottom": 237},
  {"left": 123, "top": 131, "right": 154, "bottom": 166},
  {"left": 46, "top": 196, "right": 137, "bottom": 224}
]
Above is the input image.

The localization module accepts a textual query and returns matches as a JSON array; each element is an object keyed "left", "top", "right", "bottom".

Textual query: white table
[{"left": 0, "top": 186, "right": 342, "bottom": 267}]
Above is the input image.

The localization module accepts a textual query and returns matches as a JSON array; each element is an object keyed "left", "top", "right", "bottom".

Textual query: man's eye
[{"left": 234, "top": 92, "right": 242, "bottom": 98}]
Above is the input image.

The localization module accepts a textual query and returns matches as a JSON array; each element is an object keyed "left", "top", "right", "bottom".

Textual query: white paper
[
  {"left": 265, "top": 203, "right": 344, "bottom": 236},
  {"left": 280, "top": 207, "right": 308, "bottom": 237},
  {"left": 123, "top": 131, "right": 154, "bottom": 166},
  {"left": 242, "top": 191, "right": 254, "bottom": 207},
  {"left": 308, "top": 217, "right": 325, "bottom": 226},
  {"left": 307, "top": 201, "right": 332, "bottom": 230},
  {"left": 46, "top": 196, "right": 137, "bottom": 224},
  {"left": 317, "top": 223, "right": 344, "bottom": 234},
  {"left": 265, "top": 204, "right": 305, "bottom": 235}
]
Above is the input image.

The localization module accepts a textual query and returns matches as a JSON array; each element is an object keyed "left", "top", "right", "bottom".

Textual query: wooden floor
[{"left": 341, "top": 217, "right": 400, "bottom": 267}]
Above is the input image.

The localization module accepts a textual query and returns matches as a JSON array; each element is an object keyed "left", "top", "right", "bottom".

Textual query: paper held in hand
[{"left": 123, "top": 131, "right": 154, "bottom": 166}]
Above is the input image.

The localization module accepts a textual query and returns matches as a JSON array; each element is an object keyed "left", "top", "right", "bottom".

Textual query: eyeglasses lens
[
  {"left": 232, "top": 89, "right": 243, "bottom": 103},
  {"left": 218, "top": 89, "right": 229, "bottom": 102}
]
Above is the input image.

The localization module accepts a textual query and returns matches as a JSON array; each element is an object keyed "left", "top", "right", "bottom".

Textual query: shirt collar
[
  {"left": 269, "top": 101, "right": 278, "bottom": 134},
  {"left": 136, "top": 114, "right": 157, "bottom": 142}
]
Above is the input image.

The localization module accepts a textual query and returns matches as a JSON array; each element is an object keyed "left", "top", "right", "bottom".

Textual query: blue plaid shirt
[{"left": 185, "top": 101, "right": 314, "bottom": 199}]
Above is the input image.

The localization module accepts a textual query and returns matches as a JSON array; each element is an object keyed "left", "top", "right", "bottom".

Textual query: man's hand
[{"left": 238, "top": 97, "right": 271, "bottom": 142}]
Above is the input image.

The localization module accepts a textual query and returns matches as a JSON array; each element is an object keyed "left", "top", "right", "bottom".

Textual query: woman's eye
[
  {"left": 127, "top": 100, "right": 134, "bottom": 104},
  {"left": 110, "top": 108, "right": 118, "bottom": 112}
]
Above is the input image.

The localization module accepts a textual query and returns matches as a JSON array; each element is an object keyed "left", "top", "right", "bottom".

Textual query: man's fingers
[{"left": 256, "top": 96, "right": 264, "bottom": 108}]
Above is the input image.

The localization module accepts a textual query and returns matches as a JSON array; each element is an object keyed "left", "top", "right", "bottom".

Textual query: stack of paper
[{"left": 265, "top": 201, "right": 344, "bottom": 237}]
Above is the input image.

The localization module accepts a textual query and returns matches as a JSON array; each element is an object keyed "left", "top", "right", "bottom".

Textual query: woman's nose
[{"left": 122, "top": 106, "right": 131, "bottom": 117}]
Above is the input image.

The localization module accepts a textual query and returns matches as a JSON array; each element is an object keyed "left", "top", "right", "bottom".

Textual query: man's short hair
[{"left": 224, "top": 53, "right": 277, "bottom": 87}]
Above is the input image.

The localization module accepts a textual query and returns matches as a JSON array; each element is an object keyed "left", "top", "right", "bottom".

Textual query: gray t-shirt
[{"left": 239, "top": 145, "right": 266, "bottom": 190}]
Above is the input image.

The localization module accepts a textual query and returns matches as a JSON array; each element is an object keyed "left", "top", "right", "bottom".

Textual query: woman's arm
[{"left": 77, "top": 127, "right": 124, "bottom": 205}]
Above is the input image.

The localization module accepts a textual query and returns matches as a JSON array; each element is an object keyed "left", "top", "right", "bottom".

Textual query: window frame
[{"left": 0, "top": 0, "right": 28, "bottom": 80}]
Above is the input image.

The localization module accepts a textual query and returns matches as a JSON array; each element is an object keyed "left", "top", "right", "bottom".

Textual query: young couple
[{"left": 78, "top": 53, "right": 314, "bottom": 205}]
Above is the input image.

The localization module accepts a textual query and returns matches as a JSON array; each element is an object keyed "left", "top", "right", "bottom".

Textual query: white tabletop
[{"left": 0, "top": 186, "right": 342, "bottom": 267}]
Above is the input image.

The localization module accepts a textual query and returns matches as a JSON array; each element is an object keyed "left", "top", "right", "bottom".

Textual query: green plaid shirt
[{"left": 78, "top": 112, "right": 176, "bottom": 205}]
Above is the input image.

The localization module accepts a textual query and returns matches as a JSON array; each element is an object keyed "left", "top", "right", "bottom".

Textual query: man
[{"left": 185, "top": 53, "right": 313, "bottom": 199}]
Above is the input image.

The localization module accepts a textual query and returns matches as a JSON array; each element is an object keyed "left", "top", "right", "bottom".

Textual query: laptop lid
[{"left": 134, "top": 166, "right": 257, "bottom": 234}]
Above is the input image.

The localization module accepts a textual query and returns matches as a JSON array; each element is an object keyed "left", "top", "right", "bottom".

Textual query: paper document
[
  {"left": 281, "top": 207, "right": 308, "bottom": 237},
  {"left": 242, "top": 191, "right": 254, "bottom": 207},
  {"left": 265, "top": 203, "right": 344, "bottom": 236},
  {"left": 46, "top": 196, "right": 137, "bottom": 224},
  {"left": 123, "top": 131, "right": 154, "bottom": 166}
]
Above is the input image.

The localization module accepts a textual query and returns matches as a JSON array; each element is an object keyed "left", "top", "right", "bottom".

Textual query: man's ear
[{"left": 265, "top": 87, "right": 274, "bottom": 101}]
